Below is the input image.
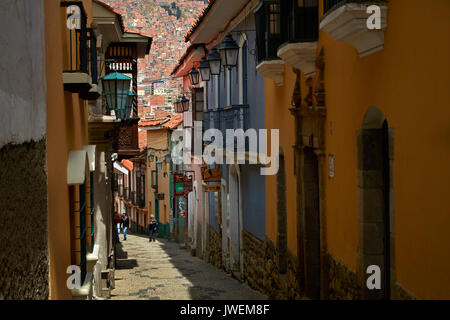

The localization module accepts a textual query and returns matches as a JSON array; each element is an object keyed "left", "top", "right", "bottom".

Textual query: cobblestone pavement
[{"left": 109, "top": 232, "right": 267, "bottom": 300}]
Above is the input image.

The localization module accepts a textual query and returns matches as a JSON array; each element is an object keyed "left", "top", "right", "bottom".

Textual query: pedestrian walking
[
  {"left": 122, "top": 214, "right": 129, "bottom": 241},
  {"left": 148, "top": 215, "right": 158, "bottom": 242},
  {"left": 114, "top": 213, "right": 122, "bottom": 236}
]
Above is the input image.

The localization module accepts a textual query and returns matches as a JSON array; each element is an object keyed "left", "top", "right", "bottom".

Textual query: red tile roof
[
  {"left": 162, "top": 114, "right": 184, "bottom": 129},
  {"left": 184, "top": 0, "right": 217, "bottom": 43},
  {"left": 139, "top": 118, "right": 167, "bottom": 127},
  {"left": 139, "top": 111, "right": 183, "bottom": 130}
]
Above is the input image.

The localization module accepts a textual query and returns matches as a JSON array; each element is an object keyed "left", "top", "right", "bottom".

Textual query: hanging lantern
[
  {"left": 174, "top": 97, "right": 182, "bottom": 113},
  {"left": 101, "top": 72, "right": 132, "bottom": 118},
  {"left": 207, "top": 48, "right": 222, "bottom": 75},
  {"left": 181, "top": 96, "right": 190, "bottom": 112},
  {"left": 218, "top": 34, "right": 240, "bottom": 69},
  {"left": 156, "top": 161, "right": 163, "bottom": 171},
  {"left": 198, "top": 56, "right": 211, "bottom": 82},
  {"left": 164, "top": 153, "right": 171, "bottom": 164},
  {"left": 188, "top": 67, "right": 200, "bottom": 86},
  {"left": 148, "top": 154, "right": 155, "bottom": 162}
]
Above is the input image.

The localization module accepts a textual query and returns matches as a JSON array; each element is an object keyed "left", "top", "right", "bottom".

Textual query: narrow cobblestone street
[{"left": 109, "top": 233, "right": 267, "bottom": 300}]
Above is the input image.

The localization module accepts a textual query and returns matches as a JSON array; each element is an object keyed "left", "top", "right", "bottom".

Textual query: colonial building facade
[
  {"left": 172, "top": 0, "right": 450, "bottom": 300},
  {"left": 0, "top": 0, "right": 151, "bottom": 299}
]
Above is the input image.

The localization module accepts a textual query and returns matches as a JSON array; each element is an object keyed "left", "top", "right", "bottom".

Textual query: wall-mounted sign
[
  {"left": 174, "top": 173, "right": 185, "bottom": 196},
  {"left": 204, "top": 183, "right": 220, "bottom": 193},
  {"left": 203, "top": 168, "right": 221, "bottom": 182},
  {"left": 184, "top": 175, "right": 193, "bottom": 195},
  {"left": 329, "top": 154, "right": 335, "bottom": 179}
]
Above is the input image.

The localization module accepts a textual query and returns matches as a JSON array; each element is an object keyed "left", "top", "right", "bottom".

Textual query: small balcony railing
[
  {"left": 255, "top": 1, "right": 283, "bottom": 63},
  {"left": 222, "top": 105, "right": 249, "bottom": 132},
  {"left": 281, "top": 0, "right": 319, "bottom": 44},
  {"left": 323, "top": 0, "right": 382, "bottom": 16},
  {"left": 203, "top": 105, "right": 249, "bottom": 152},
  {"left": 204, "top": 105, "right": 249, "bottom": 133},
  {"left": 61, "top": 1, "right": 98, "bottom": 96}
]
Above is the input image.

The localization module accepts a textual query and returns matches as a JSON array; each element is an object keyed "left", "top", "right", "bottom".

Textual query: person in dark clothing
[
  {"left": 122, "top": 214, "right": 129, "bottom": 241},
  {"left": 148, "top": 215, "right": 157, "bottom": 242}
]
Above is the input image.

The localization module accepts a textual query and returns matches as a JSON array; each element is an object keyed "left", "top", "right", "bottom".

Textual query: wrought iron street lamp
[
  {"left": 181, "top": 96, "right": 190, "bottom": 112},
  {"left": 218, "top": 34, "right": 239, "bottom": 69},
  {"left": 101, "top": 72, "right": 132, "bottom": 120},
  {"left": 174, "top": 95, "right": 189, "bottom": 113},
  {"left": 188, "top": 67, "right": 200, "bottom": 86},
  {"left": 198, "top": 56, "right": 211, "bottom": 82},
  {"left": 207, "top": 48, "right": 222, "bottom": 75},
  {"left": 174, "top": 98, "right": 181, "bottom": 113}
]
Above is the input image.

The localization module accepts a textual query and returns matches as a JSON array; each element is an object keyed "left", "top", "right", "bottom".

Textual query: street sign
[
  {"left": 204, "top": 183, "right": 220, "bottom": 193},
  {"left": 203, "top": 168, "right": 221, "bottom": 182},
  {"left": 174, "top": 173, "right": 185, "bottom": 196},
  {"left": 184, "top": 175, "right": 193, "bottom": 193}
]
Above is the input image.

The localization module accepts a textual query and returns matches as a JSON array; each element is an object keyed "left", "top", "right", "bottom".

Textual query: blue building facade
[{"left": 203, "top": 13, "right": 266, "bottom": 275}]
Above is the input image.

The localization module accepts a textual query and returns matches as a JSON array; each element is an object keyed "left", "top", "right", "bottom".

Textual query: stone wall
[
  {"left": 327, "top": 254, "right": 361, "bottom": 300},
  {"left": 207, "top": 226, "right": 222, "bottom": 269},
  {"left": 242, "top": 230, "right": 266, "bottom": 294},
  {"left": 263, "top": 238, "right": 302, "bottom": 300},
  {"left": 392, "top": 282, "right": 417, "bottom": 300},
  {"left": 0, "top": 140, "right": 49, "bottom": 299}
]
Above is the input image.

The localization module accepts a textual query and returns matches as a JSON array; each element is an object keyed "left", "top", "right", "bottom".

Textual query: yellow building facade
[
  {"left": 46, "top": 0, "right": 94, "bottom": 300},
  {"left": 263, "top": 0, "right": 450, "bottom": 300},
  {"left": 145, "top": 128, "right": 172, "bottom": 236}
]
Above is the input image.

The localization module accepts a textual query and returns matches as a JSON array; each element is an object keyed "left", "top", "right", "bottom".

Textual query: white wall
[{"left": 0, "top": 0, "right": 47, "bottom": 147}]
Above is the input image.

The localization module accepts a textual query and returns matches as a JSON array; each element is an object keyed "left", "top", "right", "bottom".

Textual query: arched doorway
[
  {"left": 221, "top": 179, "right": 231, "bottom": 272},
  {"left": 358, "top": 107, "right": 393, "bottom": 299},
  {"left": 188, "top": 183, "right": 197, "bottom": 248},
  {"left": 229, "top": 165, "right": 242, "bottom": 278},
  {"left": 303, "top": 147, "right": 321, "bottom": 299},
  {"left": 277, "top": 149, "right": 287, "bottom": 274}
]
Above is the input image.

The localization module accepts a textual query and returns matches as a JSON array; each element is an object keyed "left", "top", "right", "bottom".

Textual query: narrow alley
[{"left": 109, "top": 233, "right": 267, "bottom": 300}]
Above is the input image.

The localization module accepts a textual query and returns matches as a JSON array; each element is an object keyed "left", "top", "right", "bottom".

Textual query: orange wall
[
  {"left": 46, "top": 0, "right": 92, "bottom": 300},
  {"left": 146, "top": 129, "right": 171, "bottom": 225},
  {"left": 265, "top": 0, "right": 450, "bottom": 299},
  {"left": 46, "top": 0, "right": 71, "bottom": 300},
  {"left": 321, "top": 0, "right": 450, "bottom": 299},
  {"left": 265, "top": 67, "right": 300, "bottom": 254}
]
